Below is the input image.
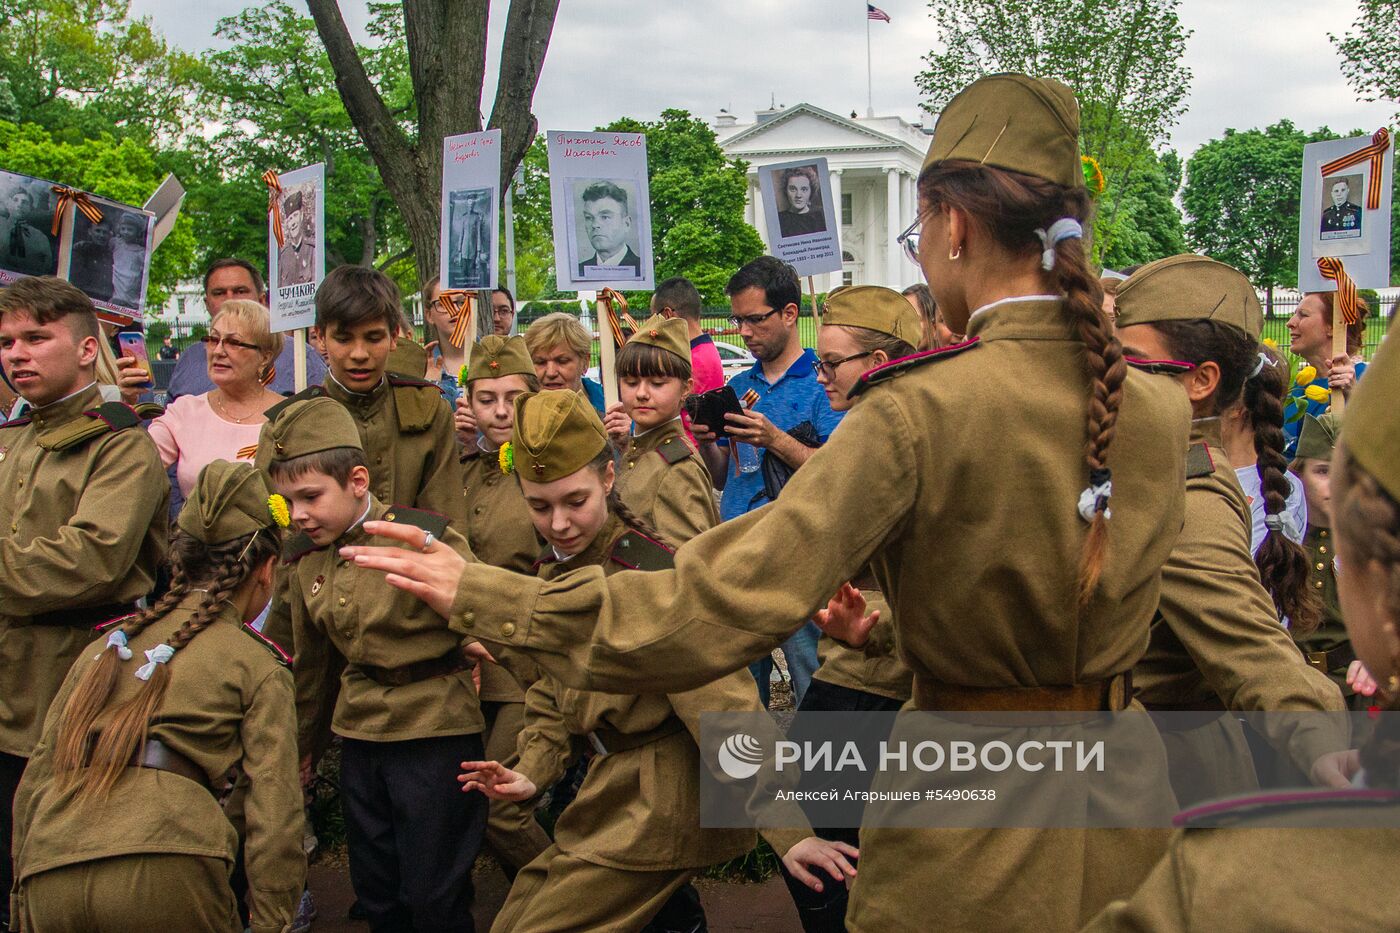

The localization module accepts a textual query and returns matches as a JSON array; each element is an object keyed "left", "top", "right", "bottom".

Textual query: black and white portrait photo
[
  {"left": 0, "top": 171, "right": 60, "bottom": 283},
  {"left": 1319, "top": 174, "right": 1363, "bottom": 241},
  {"left": 771, "top": 163, "right": 828, "bottom": 239},
  {"left": 68, "top": 201, "right": 153, "bottom": 312},
  {"left": 447, "top": 188, "right": 494, "bottom": 289},
  {"left": 278, "top": 184, "right": 318, "bottom": 288},
  {"left": 573, "top": 178, "right": 644, "bottom": 279}
]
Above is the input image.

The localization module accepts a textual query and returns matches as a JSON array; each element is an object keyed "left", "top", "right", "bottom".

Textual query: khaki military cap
[
  {"left": 923, "top": 73, "right": 1083, "bottom": 189},
  {"left": 1113, "top": 255, "right": 1264, "bottom": 340},
  {"left": 1295, "top": 411, "right": 1341, "bottom": 463},
  {"left": 508, "top": 389, "right": 608, "bottom": 482},
  {"left": 178, "top": 460, "right": 277, "bottom": 545},
  {"left": 265, "top": 397, "right": 363, "bottom": 461},
  {"left": 1341, "top": 316, "right": 1400, "bottom": 501},
  {"left": 822, "top": 286, "right": 923, "bottom": 348},
  {"left": 468, "top": 335, "right": 534, "bottom": 383},
  {"left": 626, "top": 314, "right": 691, "bottom": 363}
]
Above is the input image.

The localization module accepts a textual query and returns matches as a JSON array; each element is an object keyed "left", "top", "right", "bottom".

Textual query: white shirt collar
[
  {"left": 593, "top": 244, "right": 629, "bottom": 266},
  {"left": 967, "top": 294, "right": 1060, "bottom": 323},
  {"left": 329, "top": 371, "right": 385, "bottom": 398},
  {"left": 28, "top": 380, "right": 98, "bottom": 411},
  {"left": 631, "top": 415, "right": 682, "bottom": 440}
]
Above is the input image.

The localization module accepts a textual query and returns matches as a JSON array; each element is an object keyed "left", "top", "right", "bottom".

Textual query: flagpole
[{"left": 866, "top": 6, "right": 874, "bottom": 118}]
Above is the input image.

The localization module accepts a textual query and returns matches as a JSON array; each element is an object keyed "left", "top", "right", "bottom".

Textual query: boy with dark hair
[
  {"left": 266, "top": 397, "right": 487, "bottom": 933},
  {"left": 653, "top": 275, "right": 723, "bottom": 394},
  {"left": 257, "top": 264, "right": 466, "bottom": 648},
  {"left": 0, "top": 277, "right": 169, "bottom": 926}
]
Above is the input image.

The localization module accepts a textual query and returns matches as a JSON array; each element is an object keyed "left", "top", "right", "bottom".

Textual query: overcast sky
[{"left": 137, "top": 0, "right": 1397, "bottom": 159}]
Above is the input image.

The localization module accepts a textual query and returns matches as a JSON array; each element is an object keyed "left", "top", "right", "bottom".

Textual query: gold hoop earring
[{"left": 949, "top": 246, "right": 962, "bottom": 261}]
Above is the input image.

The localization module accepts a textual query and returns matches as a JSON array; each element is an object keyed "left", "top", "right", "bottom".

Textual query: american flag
[{"left": 867, "top": 3, "right": 891, "bottom": 22}]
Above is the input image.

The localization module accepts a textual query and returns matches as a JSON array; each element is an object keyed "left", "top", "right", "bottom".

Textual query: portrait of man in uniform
[
  {"left": 1319, "top": 174, "right": 1363, "bottom": 240},
  {"left": 575, "top": 179, "right": 643, "bottom": 278},
  {"left": 447, "top": 187, "right": 493, "bottom": 289},
  {"left": 773, "top": 164, "right": 827, "bottom": 239},
  {"left": 278, "top": 187, "right": 317, "bottom": 287},
  {"left": 0, "top": 176, "right": 58, "bottom": 280},
  {"left": 67, "top": 214, "right": 116, "bottom": 302}
]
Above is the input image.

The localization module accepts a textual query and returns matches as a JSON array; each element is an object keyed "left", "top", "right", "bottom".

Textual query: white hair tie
[
  {"left": 1035, "top": 218, "right": 1084, "bottom": 271},
  {"left": 134, "top": 644, "right": 175, "bottom": 681},
  {"left": 1264, "top": 512, "right": 1300, "bottom": 540},
  {"left": 1077, "top": 468, "right": 1113, "bottom": 523},
  {"left": 105, "top": 630, "right": 133, "bottom": 661},
  {"left": 1249, "top": 352, "right": 1270, "bottom": 380}
]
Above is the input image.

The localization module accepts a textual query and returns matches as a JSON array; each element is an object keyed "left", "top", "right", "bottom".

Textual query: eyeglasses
[
  {"left": 728, "top": 308, "right": 781, "bottom": 328},
  {"left": 201, "top": 334, "right": 262, "bottom": 353},
  {"left": 814, "top": 351, "right": 873, "bottom": 379},
  {"left": 896, "top": 217, "right": 922, "bottom": 265}
]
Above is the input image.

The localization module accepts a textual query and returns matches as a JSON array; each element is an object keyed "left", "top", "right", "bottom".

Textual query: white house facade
[{"left": 715, "top": 103, "right": 932, "bottom": 292}]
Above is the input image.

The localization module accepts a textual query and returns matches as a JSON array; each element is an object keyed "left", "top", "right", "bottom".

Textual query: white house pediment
[{"left": 722, "top": 105, "right": 901, "bottom": 156}]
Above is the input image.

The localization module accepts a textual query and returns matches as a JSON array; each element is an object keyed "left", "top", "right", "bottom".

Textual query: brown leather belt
[
  {"left": 131, "top": 738, "right": 210, "bottom": 792},
  {"left": 1306, "top": 644, "right": 1356, "bottom": 675},
  {"left": 913, "top": 672, "right": 1133, "bottom": 713},
  {"left": 356, "top": 648, "right": 472, "bottom": 688},
  {"left": 31, "top": 602, "right": 136, "bottom": 628},
  {"left": 588, "top": 716, "right": 687, "bottom": 757}
]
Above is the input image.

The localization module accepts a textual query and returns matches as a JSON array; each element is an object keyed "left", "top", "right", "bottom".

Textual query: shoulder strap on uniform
[
  {"left": 0, "top": 416, "right": 32, "bottom": 429},
  {"left": 388, "top": 375, "right": 441, "bottom": 433},
  {"left": 241, "top": 623, "right": 292, "bottom": 667},
  {"left": 848, "top": 337, "right": 981, "bottom": 400},
  {"left": 1186, "top": 442, "right": 1215, "bottom": 479},
  {"left": 280, "top": 530, "right": 321, "bottom": 565},
  {"left": 1125, "top": 356, "right": 1195, "bottom": 376},
  {"left": 655, "top": 435, "right": 695, "bottom": 466},
  {"left": 132, "top": 401, "right": 165, "bottom": 420},
  {"left": 610, "top": 529, "right": 675, "bottom": 571},
  {"left": 382, "top": 505, "right": 450, "bottom": 540},
  {"left": 264, "top": 385, "right": 326, "bottom": 421},
  {"left": 1175, "top": 788, "right": 1400, "bottom": 829},
  {"left": 37, "top": 402, "right": 142, "bottom": 451}
]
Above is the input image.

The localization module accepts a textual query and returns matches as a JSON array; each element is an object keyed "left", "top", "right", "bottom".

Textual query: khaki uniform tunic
[
  {"left": 462, "top": 447, "right": 542, "bottom": 702},
  {"left": 11, "top": 598, "right": 304, "bottom": 933},
  {"left": 514, "top": 515, "right": 806, "bottom": 869},
  {"left": 813, "top": 587, "right": 912, "bottom": 702},
  {"left": 450, "top": 299, "right": 1195, "bottom": 931},
  {"left": 615, "top": 418, "right": 720, "bottom": 547},
  {"left": 0, "top": 385, "right": 169, "bottom": 758},
  {"left": 1294, "top": 524, "right": 1358, "bottom": 699},
  {"left": 290, "top": 500, "right": 484, "bottom": 746},
  {"left": 1133, "top": 420, "right": 1346, "bottom": 801}
]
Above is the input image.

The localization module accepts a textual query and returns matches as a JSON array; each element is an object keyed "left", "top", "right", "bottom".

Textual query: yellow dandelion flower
[
  {"left": 1262, "top": 337, "right": 1278, "bottom": 350},
  {"left": 1295, "top": 365, "right": 1317, "bottom": 386},
  {"left": 267, "top": 494, "right": 292, "bottom": 528}
]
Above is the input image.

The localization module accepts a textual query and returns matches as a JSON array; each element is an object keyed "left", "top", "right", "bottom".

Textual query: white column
[
  {"left": 900, "top": 171, "right": 915, "bottom": 287},
  {"left": 885, "top": 168, "right": 901, "bottom": 288},
  {"left": 751, "top": 174, "right": 768, "bottom": 250},
  {"left": 745, "top": 175, "right": 757, "bottom": 227},
  {"left": 828, "top": 169, "right": 844, "bottom": 290}
]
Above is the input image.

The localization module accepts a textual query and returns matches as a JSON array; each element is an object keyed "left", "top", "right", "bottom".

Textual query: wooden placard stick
[
  {"left": 808, "top": 275, "right": 819, "bottom": 320},
  {"left": 597, "top": 288, "right": 632, "bottom": 410},
  {"left": 294, "top": 328, "right": 307, "bottom": 393},
  {"left": 1330, "top": 296, "right": 1347, "bottom": 417}
]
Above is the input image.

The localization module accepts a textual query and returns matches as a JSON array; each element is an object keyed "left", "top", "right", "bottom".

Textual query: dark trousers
[
  {"left": 341, "top": 733, "right": 487, "bottom": 933},
  {"left": 1, "top": 751, "right": 26, "bottom": 927},
  {"left": 778, "top": 678, "right": 904, "bottom": 933}
]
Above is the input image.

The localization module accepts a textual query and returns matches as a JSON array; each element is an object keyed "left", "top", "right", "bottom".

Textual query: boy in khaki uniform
[
  {"left": 266, "top": 397, "right": 487, "bottom": 933},
  {"left": 1114, "top": 256, "right": 1349, "bottom": 806},
  {"left": 0, "top": 277, "right": 169, "bottom": 925},
  {"left": 458, "top": 334, "right": 552, "bottom": 876}
]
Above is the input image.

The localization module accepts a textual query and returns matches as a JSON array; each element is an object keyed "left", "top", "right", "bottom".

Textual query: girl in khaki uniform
[
  {"left": 1114, "top": 256, "right": 1349, "bottom": 806},
  {"left": 459, "top": 335, "right": 552, "bottom": 876},
  {"left": 1081, "top": 307, "right": 1400, "bottom": 932},
  {"left": 460, "top": 390, "right": 856, "bottom": 933},
  {"left": 10, "top": 460, "right": 304, "bottom": 933},
  {"left": 609, "top": 313, "right": 720, "bottom": 546}
]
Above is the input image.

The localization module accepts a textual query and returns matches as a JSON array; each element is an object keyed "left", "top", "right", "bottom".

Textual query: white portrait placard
[
  {"left": 757, "top": 157, "right": 842, "bottom": 277},
  {"left": 58, "top": 193, "right": 156, "bottom": 325},
  {"left": 268, "top": 162, "right": 327, "bottom": 333},
  {"left": 1297, "top": 134, "right": 1393, "bottom": 292},
  {"left": 547, "top": 131, "right": 654, "bottom": 291},
  {"left": 440, "top": 130, "right": 500, "bottom": 291}
]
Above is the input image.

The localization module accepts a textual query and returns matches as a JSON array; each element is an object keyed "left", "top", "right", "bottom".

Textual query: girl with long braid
[{"left": 10, "top": 461, "right": 304, "bottom": 933}]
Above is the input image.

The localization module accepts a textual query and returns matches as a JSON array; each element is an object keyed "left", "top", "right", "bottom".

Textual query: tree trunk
[{"left": 305, "top": 0, "right": 559, "bottom": 282}]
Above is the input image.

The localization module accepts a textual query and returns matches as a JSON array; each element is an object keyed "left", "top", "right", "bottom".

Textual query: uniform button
[
  {"left": 461, "top": 611, "right": 475, "bottom": 628},
  {"left": 474, "top": 507, "right": 483, "bottom": 515},
  {"left": 1315, "top": 580, "right": 1324, "bottom": 589},
  {"left": 15, "top": 478, "right": 21, "bottom": 487},
  {"left": 385, "top": 511, "right": 396, "bottom": 521},
  {"left": 1319, "top": 530, "right": 1328, "bottom": 538},
  {"left": 338, "top": 597, "right": 347, "bottom": 606},
  {"left": 376, "top": 456, "right": 384, "bottom": 465},
  {"left": 628, "top": 461, "right": 635, "bottom": 469},
  {"left": 500, "top": 622, "right": 517, "bottom": 638},
  {"left": 1318, "top": 545, "right": 1327, "bottom": 554},
  {"left": 1316, "top": 562, "right": 1326, "bottom": 571}
]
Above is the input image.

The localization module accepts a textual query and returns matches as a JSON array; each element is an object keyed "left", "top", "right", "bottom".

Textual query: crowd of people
[{"left": 1, "top": 71, "right": 1399, "bottom": 933}]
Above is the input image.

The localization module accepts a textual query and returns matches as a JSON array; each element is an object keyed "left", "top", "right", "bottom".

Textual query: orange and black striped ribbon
[
  {"left": 597, "top": 288, "right": 638, "bottom": 349},
  {"left": 437, "top": 290, "right": 475, "bottom": 348},
  {"left": 50, "top": 186, "right": 103, "bottom": 236},
  {"left": 236, "top": 444, "right": 259, "bottom": 460},
  {"left": 261, "top": 363, "right": 277, "bottom": 387},
  {"left": 1316, "top": 257, "right": 1361, "bottom": 326},
  {"left": 1320, "top": 128, "right": 1391, "bottom": 210},
  {"left": 263, "top": 169, "right": 285, "bottom": 247}
]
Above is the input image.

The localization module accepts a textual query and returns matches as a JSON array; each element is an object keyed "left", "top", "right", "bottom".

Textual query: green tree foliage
[
  {"left": 0, "top": 120, "right": 197, "bottom": 305},
  {"left": 506, "top": 135, "right": 555, "bottom": 300},
  {"left": 603, "top": 110, "right": 764, "bottom": 303},
  {"left": 1098, "top": 149, "right": 1186, "bottom": 268},
  {"left": 916, "top": 0, "right": 1191, "bottom": 264},
  {"left": 1331, "top": 1, "right": 1400, "bottom": 120}
]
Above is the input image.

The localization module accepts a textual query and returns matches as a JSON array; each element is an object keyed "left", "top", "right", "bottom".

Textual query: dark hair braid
[
  {"left": 54, "top": 527, "right": 281, "bottom": 801},
  {"left": 606, "top": 489, "right": 672, "bottom": 551},
  {"left": 1244, "top": 347, "right": 1321, "bottom": 634}
]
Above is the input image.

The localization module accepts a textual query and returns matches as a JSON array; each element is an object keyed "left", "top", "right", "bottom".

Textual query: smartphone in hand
[{"left": 116, "top": 331, "right": 154, "bottom": 388}]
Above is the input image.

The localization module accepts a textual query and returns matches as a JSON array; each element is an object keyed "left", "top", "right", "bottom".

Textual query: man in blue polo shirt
[{"left": 693, "top": 256, "right": 844, "bottom": 707}]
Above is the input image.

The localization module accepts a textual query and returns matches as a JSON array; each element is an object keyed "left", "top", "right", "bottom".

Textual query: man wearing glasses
[
  {"left": 167, "top": 258, "right": 327, "bottom": 403},
  {"left": 692, "top": 255, "right": 845, "bottom": 708}
]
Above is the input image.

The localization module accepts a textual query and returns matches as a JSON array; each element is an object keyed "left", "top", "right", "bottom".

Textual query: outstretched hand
[
  {"left": 812, "top": 583, "right": 879, "bottom": 647},
  {"left": 781, "top": 836, "right": 859, "bottom": 893},
  {"left": 458, "top": 759, "right": 537, "bottom": 801},
  {"left": 340, "top": 520, "right": 465, "bottom": 619}
]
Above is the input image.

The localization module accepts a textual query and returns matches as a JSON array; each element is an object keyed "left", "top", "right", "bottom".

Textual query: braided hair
[
  {"left": 1242, "top": 347, "right": 1322, "bottom": 634},
  {"left": 587, "top": 444, "right": 672, "bottom": 549},
  {"left": 1335, "top": 450, "right": 1400, "bottom": 788},
  {"left": 917, "top": 161, "right": 1123, "bottom": 609},
  {"left": 52, "top": 526, "right": 282, "bottom": 801}
]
